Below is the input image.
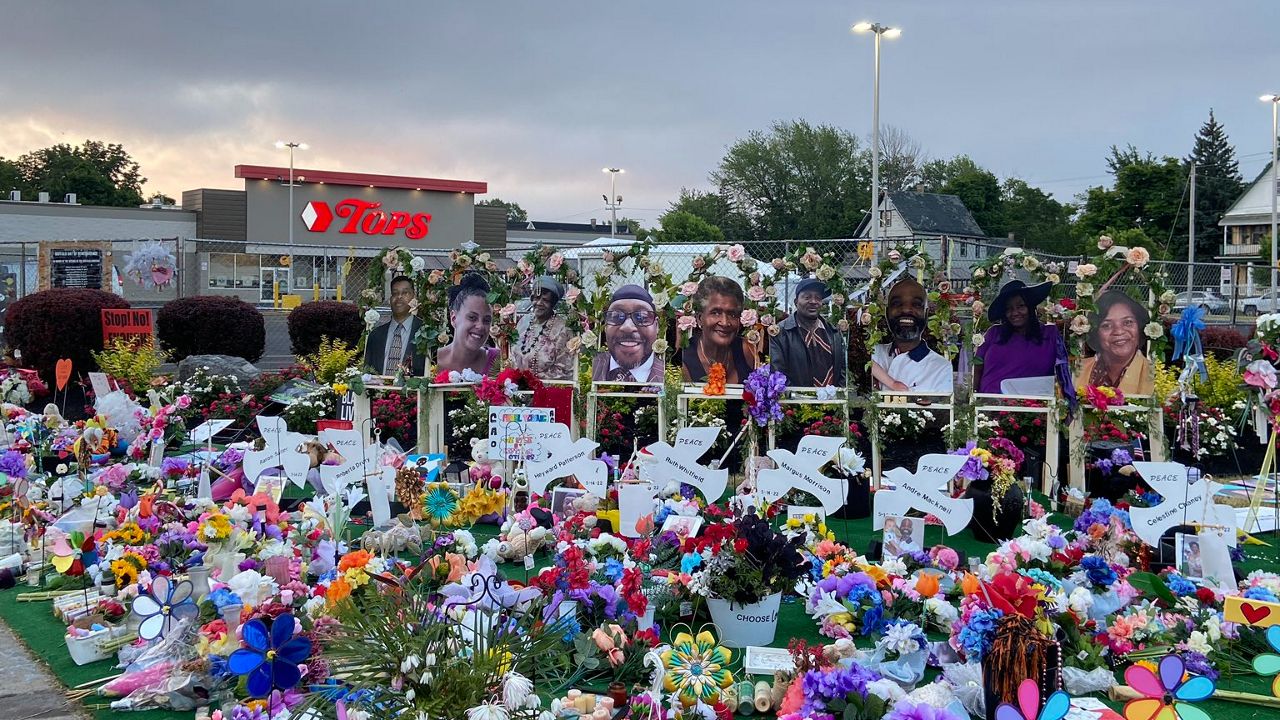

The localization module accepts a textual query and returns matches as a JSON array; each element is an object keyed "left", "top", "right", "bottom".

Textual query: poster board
[
  {"left": 101, "top": 308, "right": 154, "bottom": 347},
  {"left": 39, "top": 241, "right": 112, "bottom": 291}
]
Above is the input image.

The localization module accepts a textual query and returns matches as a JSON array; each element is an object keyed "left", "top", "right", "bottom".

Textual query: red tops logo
[{"left": 300, "top": 199, "right": 432, "bottom": 240}]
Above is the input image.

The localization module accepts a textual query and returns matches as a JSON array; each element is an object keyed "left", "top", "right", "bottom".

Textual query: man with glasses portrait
[{"left": 591, "top": 284, "right": 666, "bottom": 383}]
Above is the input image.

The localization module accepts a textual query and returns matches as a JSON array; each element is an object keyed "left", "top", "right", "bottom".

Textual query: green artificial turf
[{"left": 4, "top": 511, "right": 1280, "bottom": 719}]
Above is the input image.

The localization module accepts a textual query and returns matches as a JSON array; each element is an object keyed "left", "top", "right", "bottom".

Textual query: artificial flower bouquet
[{"left": 688, "top": 508, "right": 807, "bottom": 606}]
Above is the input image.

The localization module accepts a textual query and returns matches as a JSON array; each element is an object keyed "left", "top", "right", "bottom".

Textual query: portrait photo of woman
[
  {"left": 1075, "top": 290, "right": 1154, "bottom": 396},
  {"left": 680, "top": 276, "right": 758, "bottom": 384},
  {"left": 975, "top": 280, "right": 1068, "bottom": 396},
  {"left": 436, "top": 273, "right": 500, "bottom": 376}
]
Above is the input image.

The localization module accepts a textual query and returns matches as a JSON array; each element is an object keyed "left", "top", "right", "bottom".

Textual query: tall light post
[
  {"left": 852, "top": 21, "right": 900, "bottom": 253},
  {"left": 602, "top": 167, "right": 624, "bottom": 238},
  {"left": 1263, "top": 95, "right": 1279, "bottom": 292},
  {"left": 275, "top": 140, "right": 307, "bottom": 303}
]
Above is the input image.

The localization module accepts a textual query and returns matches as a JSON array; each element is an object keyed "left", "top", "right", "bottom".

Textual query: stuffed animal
[
  {"left": 360, "top": 519, "right": 427, "bottom": 556},
  {"left": 495, "top": 509, "right": 550, "bottom": 562}
]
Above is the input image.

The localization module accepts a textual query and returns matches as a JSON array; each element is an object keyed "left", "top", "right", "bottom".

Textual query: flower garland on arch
[
  {"left": 671, "top": 243, "right": 782, "bottom": 353},
  {"left": 966, "top": 247, "right": 1065, "bottom": 340},
  {"left": 360, "top": 245, "right": 518, "bottom": 369},
  {"left": 858, "top": 243, "right": 958, "bottom": 359},
  {"left": 781, "top": 245, "right": 850, "bottom": 329},
  {"left": 1062, "top": 237, "right": 1172, "bottom": 375}
]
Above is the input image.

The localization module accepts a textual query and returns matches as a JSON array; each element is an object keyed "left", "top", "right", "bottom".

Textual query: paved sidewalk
[{"left": 0, "top": 620, "right": 86, "bottom": 720}]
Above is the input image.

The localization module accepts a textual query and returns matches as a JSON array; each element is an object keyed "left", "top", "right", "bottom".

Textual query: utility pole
[{"left": 1188, "top": 163, "right": 1195, "bottom": 296}]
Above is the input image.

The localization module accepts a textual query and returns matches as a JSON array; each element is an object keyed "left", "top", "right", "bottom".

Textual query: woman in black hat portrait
[
  {"left": 510, "top": 275, "right": 576, "bottom": 380},
  {"left": 975, "top": 279, "right": 1066, "bottom": 395}
]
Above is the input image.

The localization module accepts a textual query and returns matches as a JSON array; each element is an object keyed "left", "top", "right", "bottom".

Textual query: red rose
[
  {"left": 1195, "top": 587, "right": 1216, "bottom": 604},
  {"left": 733, "top": 538, "right": 747, "bottom": 553}
]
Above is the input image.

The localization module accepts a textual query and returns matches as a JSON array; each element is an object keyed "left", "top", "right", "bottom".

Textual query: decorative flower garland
[
  {"left": 965, "top": 247, "right": 1063, "bottom": 340},
  {"left": 672, "top": 243, "right": 781, "bottom": 353},
  {"left": 859, "top": 243, "right": 957, "bottom": 360}
]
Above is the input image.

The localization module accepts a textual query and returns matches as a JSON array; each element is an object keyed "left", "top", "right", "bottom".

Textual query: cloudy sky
[{"left": 2, "top": 1, "right": 1277, "bottom": 228}]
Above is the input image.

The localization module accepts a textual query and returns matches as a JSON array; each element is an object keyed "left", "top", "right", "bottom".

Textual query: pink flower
[
  {"left": 888, "top": 249, "right": 902, "bottom": 263},
  {"left": 499, "top": 303, "right": 517, "bottom": 320},
  {"left": 547, "top": 252, "right": 564, "bottom": 271},
  {"left": 1125, "top": 246, "right": 1150, "bottom": 267},
  {"left": 564, "top": 285, "right": 581, "bottom": 304},
  {"left": 772, "top": 258, "right": 786, "bottom": 270},
  {"left": 680, "top": 281, "right": 700, "bottom": 297},
  {"left": 740, "top": 309, "right": 759, "bottom": 327},
  {"left": 1244, "top": 360, "right": 1277, "bottom": 390},
  {"left": 726, "top": 244, "right": 746, "bottom": 262},
  {"left": 692, "top": 257, "right": 706, "bottom": 270},
  {"left": 676, "top": 315, "right": 697, "bottom": 332},
  {"left": 747, "top": 286, "right": 766, "bottom": 302},
  {"left": 759, "top": 314, "right": 775, "bottom": 327}
]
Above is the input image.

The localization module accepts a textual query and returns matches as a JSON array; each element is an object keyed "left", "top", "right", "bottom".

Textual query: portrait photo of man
[
  {"left": 870, "top": 277, "right": 953, "bottom": 393},
  {"left": 364, "top": 275, "right": 426, "bottom": 376},
  {"left": 769, "top": 278, "right": 846, "bottom": 388},
  {"left": 591, "top": 284, "right": 665, "bottom": 383}
]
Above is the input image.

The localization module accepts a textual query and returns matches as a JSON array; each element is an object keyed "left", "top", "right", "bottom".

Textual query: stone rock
[{"left": 177, "top": 354, "right": 261, "bottom": 386}]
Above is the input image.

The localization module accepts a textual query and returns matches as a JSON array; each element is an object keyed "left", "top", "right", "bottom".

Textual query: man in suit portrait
[
  {"left": 591, "top": 284, "right": 665, "bottom": 383},
  {"left": 364, "top": 275, "right": 426, "bottom": 376}
]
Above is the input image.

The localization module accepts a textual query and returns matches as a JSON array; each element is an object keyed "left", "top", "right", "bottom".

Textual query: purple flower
[
  {"left": 0, "top": 450, "right": 26, "bottom": 479},
  {"left": 160, "top": 457, "right": 189, "bottom": 477},
  {"left": 799, "top": 663, "right": 882, "bottom": 717},
  {"left": 744, "top": 364, "right": 788, "bottom": 427}
]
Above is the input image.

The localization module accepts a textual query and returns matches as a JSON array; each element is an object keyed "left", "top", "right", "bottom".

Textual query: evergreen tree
[{"left": 1185, "top": 110, "right": 1245, "bottom": 263}]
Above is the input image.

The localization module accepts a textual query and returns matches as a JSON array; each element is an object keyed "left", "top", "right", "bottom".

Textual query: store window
[
  {"left": 207, "top": 253, "right": 263, "bottom": 289},
  {"left": 291, "top": 256, "right": 341, "bottom": 291}
]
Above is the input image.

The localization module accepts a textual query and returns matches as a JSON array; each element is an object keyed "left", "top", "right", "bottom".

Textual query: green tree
[
  {"left": 711, "top": 120, "right": 869, "bottom": 240},
  {"left": 919, "top": 155, "right": 986, "bottom": 193},
  {"left": 639, "top": 211, "right": 725, "bottom": 245},
  {"left": 1074, "top": 148, "right": 1187, "bottom": 249},
  {"left": 938, "top": 164, "right": 1004, "bottom": 237},
  {"left": 1254, "top": 233, "right": 1273, "bottom": 287},
  {"left": 1001, "top": 179, "right": 1076, "bottom": 253},
  {"left": 8, "top": 140, "right": 146, "bottom": 207},
  {"left": 475, "top": 197, "right": 528, "bottom": 223},
  {"left": 0, "top": 158, "right": 21, "bottom": 194},
  {"left": 1185, "top": 110, "right": 1245, "bottom": 262},
  {"left": 667, "top": 188, "right": 752, "bottom": 240}
]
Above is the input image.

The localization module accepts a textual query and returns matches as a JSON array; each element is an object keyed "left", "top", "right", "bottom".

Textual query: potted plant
[{"left": 692, "top": 510, "right": 807, "bottom": 647}]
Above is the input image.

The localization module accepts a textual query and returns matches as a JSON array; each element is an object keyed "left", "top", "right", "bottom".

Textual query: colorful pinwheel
[
  {"left": 1123, "top": 654, "right": 1215, "bottom": 720},
  {"left": 51, "top": 531, "right": 98, "bottom": 577},
  {"left": 131, "top": 575, "right": 199, "bottom": 641},
  {"left": 1251, "top": 625, "right": 1280, "bottom": 698},
  {"left": 997, "top": 679, "right": 1070, "bottom": 720},
  {"left": 660, "top": 630, "right": 734, "bottom": 706},
  {"left": 228, "top": 613, "right": 312, "bottom": 697}
]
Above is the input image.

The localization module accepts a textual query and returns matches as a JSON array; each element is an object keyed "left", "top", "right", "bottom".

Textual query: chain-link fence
[{"left": 1, "top": 235, "right": 1264, "bottom": 326}]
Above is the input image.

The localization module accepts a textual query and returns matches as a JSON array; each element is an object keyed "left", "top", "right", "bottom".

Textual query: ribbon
[
  {"left": 1170, "top": 306, "right": 1208, "bottom": 384},
  {"left": 1053, "top": 333, "right": 1078, "bottom": 423}
]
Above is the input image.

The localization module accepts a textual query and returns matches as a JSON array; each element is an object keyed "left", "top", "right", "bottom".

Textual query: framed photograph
[
  {"left": 660, "top": 514, "right": 704, "bottom": 539},
  {"left": 252, "top": 472, "right": 286, "bottom": 504},
  {"left": 882, "top": 515, "right": 923, "bottom": 560},
  {"left": 550, "top": 486, "right": 586, "bottom": 518},
  {"left": 1175, "top": 532, "right": 1203, "bottom": 579}
]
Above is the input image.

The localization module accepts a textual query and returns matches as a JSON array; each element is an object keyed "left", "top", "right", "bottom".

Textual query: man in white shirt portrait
[
  {"left": 870, "top": 277, "right": 953, "bottom": 393},
  {"left": 364, "top": 275, "right": 426, "bottom": 376}
]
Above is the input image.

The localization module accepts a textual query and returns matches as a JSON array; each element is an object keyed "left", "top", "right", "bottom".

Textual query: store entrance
[{"left": 260, "top": 268, "right": 290, "bottom": 302}]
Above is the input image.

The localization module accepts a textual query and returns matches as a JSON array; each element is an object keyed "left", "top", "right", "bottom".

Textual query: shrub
[
  {"left": 157, "top": 296, "right": 265, "bottom": 362},
  {"left": 1200, "top": 326, "right": 1247, "bottom": 359},
  {"left": 300, "top": 337, "right": 359, "bottom": 384},
  {"left": 92, "top": 337, "right": 167, "bottom": 396},
  {"left": 3, "top": 288, "right": 130, "bottom": 383},
  {"left": 286, "top": 301, "right": 363, "bottom": 357}
]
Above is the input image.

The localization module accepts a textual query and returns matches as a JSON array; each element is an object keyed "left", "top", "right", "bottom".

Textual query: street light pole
[
  {"left": 852, "top": 21, "right": 900, "bottom": 254},
  {"left": 1265, "top": 95, "right": 1279, "bottom": 293},
  {"left": 275, "top": 140, "right": 307, "bottom": 305},
  {"left": 602, "top": 167, "right": 624, "bottom": 238}
]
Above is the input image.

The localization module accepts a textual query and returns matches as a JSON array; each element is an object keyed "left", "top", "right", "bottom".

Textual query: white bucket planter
[{"left": 706, "top": 592, "right": 782, "bottom": 648}]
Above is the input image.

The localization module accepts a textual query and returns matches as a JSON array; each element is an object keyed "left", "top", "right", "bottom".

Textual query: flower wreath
[
  {"left": 966, "top": 247, "right": 1064, "bottom": 340},
  {"left": 361, "top": 245, "right": 518, "bottom": 370},
  {"left": 581, "top": 240, "right": 674, "bottom": 365},
  {"left": 1063, "top": 237, "right": 1171, "bottom": 382},
  {"left": 860, "top": 243, "right": 957, "bottom": 360},
  {"left": 672, "top": 243, "right": 781, "bottom": 354}
]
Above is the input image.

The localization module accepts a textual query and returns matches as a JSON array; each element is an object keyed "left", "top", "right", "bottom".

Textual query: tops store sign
[{"left": 301, "top": 199, "right": 432, "bottom": 240}]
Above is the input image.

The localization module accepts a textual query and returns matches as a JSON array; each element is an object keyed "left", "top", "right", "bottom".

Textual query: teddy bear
[{"left": 494, "top": 508, "right": 549, "bottom": 563}]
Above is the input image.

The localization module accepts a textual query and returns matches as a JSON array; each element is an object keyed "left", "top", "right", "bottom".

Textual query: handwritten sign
[
  {"left": 101, "top": 308, "right": 153, "bottom": 347},
  {"left": 756, "top": 435, "right": 847, "bottom": 513},
  {"left": 523, "top": 422, "right": 609, "bottom": 497},
  {"left": 1130, "top": 461, "right": 1235, "bottom": 548},
  {"left": 642, "top": 427, "right": 728, "bottom": 503},
  {"left": 242, "top": 416, "right": 311, "bottom": 489},
  {"left": 487, "top": 405, "right": 555, "bottom": 462},
  {"left": 874, "top": 454, "right": 972, "bottom": 535},
  {"left": 88, "top": 372, "right": 114, "bottom": 399}
]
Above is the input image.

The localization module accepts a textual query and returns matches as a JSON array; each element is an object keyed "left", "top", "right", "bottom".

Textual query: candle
[{"left": 754, "top": 681, "right": 771, "bottom": 712}]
